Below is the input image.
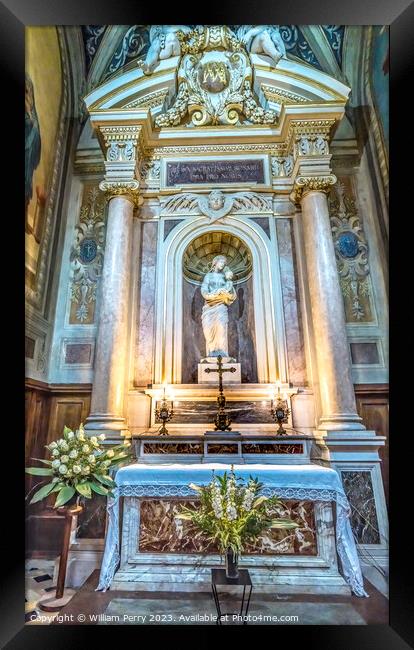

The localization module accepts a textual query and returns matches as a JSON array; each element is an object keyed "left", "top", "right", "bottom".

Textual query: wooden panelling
[
  {"left": 25, "top": 380, "right": 92, "bottom": 554},
  {"left": 355, "top": 384, "right": 389, "bottom": 508},
  {"left": 47, "top": 394, "right": 91, "bottom": 444}
]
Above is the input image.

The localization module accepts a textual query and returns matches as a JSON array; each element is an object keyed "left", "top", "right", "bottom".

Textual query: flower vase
[{"left": 225, "top": 549, "right": 239, "bottom": 580}]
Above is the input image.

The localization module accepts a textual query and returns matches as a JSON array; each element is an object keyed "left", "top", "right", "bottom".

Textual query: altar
[
  {"left": 97, "top": 460, "right": 367, "bottom": 597},
  {"left": 75, "top": 23, "right": 388, "bottom": 604}
]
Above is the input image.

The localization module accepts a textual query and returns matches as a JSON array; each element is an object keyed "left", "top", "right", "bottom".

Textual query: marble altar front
[{"left": 97, "top": 462, "right": 367, "bottom": 597}]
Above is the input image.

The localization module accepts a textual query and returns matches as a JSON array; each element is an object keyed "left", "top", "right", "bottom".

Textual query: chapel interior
[{"left": 25, "top": 24, "right": 389, "bottom": 625}]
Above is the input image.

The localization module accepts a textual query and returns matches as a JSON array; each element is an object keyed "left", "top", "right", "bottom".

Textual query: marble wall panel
[
  {"left": 163, "top": 218, "right": 184, "bottom": 240},
  {"left": 250, "top": 216, "right": 271, "bottom": 238},
  {"left": 135, "top": 221, "right": 158, "bottom": 386},
  {"left": 143, "top": 443, "right": 204, "bottom": 454},
  {"left": 76, "top": 494, "right": 106, "bottom": 539},
  {"left": 25, "top": 336, "right": 36, "bottom": 359},
  {"left": 276, "top": 219, "right": 307, "bottom": 386},
  {"left": 161, "top": 400, "right": 275, "bottom": 424},
  {"left": 64, "top": 343, "right": 92, "bottom": 364},
  {"left": 138, "top": 499, "right": 317, "bottom": 555},
  {"left": 350, "top": 342, "right": 380, "bottom": 365},
  {"left": 341, "top": 471, "right": 380, "bottom": 544},
  {"left": 182, "top": 276, "right": 258, "bottom": 383}
]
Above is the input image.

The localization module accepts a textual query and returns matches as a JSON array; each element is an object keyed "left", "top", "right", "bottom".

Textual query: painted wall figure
[{"left": 25, "top": 73, "right": 41, "bottom": 236}]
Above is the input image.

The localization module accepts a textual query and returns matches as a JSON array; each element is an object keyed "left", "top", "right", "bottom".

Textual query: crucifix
[{"left": 204, "top": 355, "right": 236, "bottom": 431}]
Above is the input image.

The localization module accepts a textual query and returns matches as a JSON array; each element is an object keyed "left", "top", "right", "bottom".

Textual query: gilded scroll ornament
[{"left": 153, "top": 26, "right": 279, "bottom": 128}]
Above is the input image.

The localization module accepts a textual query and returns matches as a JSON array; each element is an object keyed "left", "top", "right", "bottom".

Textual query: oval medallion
[
  {"left": 338, "top": 231, "right": 359, "bottom": 258},
  {"left": 79, "top": 238, "right": 98, "bottom": 264}
]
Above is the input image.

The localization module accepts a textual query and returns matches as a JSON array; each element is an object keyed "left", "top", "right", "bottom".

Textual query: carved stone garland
[
  {"left": 69, "top": 187, "right": 106, "bottom": 323},
  {"left": 328, "top": 181, "right": 371, "bottom": 321}
]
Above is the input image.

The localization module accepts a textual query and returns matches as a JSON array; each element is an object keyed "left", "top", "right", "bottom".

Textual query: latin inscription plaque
[{"left": 166, "top": 159, "right": 265, "bottom": 186}]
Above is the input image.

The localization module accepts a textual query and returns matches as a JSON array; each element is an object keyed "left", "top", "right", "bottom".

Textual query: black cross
[
  {"left": 204, "top": 355, "right": 236, "bottom": 392},
  {"left": 204, "top": 355, "right": 236, "bottom": 431}
]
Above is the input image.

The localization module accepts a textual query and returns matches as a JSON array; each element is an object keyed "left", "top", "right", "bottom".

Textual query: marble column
[
  {"left": 298, "top": 183, "right": 364, "bottom": 430},
  {"left": 85, "top": 189, "right": 137, "bottom": 436}
]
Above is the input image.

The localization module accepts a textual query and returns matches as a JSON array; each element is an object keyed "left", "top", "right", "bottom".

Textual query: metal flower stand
[{"left": 211, "top": 568, "right": 253, "bottom": 625}]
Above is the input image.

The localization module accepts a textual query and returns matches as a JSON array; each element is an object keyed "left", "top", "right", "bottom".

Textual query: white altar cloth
[{"left": 97, "top": 463, "right": 368, "bottom": 597}]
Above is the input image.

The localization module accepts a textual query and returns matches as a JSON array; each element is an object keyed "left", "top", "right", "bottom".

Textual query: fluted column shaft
[
  {"left": 85, "top": 194, "right": 135, "bottom": 433},
  {"left": 301, "top": 189, "right": 364, "bottom": 430}
]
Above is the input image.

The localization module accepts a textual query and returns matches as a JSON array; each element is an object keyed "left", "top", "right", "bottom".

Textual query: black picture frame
[{"left": 6, "top": 0, "right": 411, "bottom": 645}]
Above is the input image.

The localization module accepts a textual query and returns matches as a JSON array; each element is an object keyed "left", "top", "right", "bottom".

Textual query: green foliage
[
  {"left": 75, "top": 482, "right": 92, "bottom": 498},
  {"left": 25, "top": 467, "right": 53, "bottom": 476},
  {"left": 25, "top": 424, "right": 133, "bottom": 508},
  {"left": 176, "top": 469, "right": 299, "bottom": 556},
  {"left": 29, "top": 482, "right": 56, "bottom": 504},
  {"left": 55, "top": 486, "right": 76, "bottom": 508}
]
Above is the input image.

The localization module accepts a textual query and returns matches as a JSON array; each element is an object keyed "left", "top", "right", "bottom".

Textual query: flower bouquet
[
  {"left": 25, "top": 423, "right": 132, "bottom": 508},
  {"left": 175, "top": 468, "right": 299, "bottom": 579}
]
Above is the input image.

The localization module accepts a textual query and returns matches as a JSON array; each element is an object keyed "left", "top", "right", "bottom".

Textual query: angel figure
[
  {"left": 237, "top": 25, "right": 286, "bottom": 67},
  {"left": 198, "top": 190, "right": 234, "bottom": 223},
  {"left": 142, "top": 25, "right": 193, "bottom": 75}
]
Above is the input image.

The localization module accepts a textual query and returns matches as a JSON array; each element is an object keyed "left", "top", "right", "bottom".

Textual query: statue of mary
[{"left": 200, "top": 255, "right": 237, "bottom": 361}]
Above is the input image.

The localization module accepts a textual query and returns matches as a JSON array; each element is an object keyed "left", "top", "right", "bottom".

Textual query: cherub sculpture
[
  {"left": 142, "top": 25, "right": 193, "bottom": 75},
  {"left": 198, "top": 190, "right": 234, "bottom": 223},
  {"left": 237, "top": 25, "right": 287, "bottom": 67}
]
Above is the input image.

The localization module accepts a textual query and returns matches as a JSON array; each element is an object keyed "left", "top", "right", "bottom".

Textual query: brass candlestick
[
  {"left": 155, "top": 387, "right": 174, "bottom": 436},
  {"left": 271, "top": 387, "right": 290, "bottom": 435}
]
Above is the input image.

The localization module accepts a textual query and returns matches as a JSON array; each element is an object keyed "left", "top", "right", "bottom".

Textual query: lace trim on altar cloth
[
  {"left": 96, "top": 484, "right": 368, "bottom": 597},
  {"left": 117, "top": 484, "right": 340, "bottom": 500}
]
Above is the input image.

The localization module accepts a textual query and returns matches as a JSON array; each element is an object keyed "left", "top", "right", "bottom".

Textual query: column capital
[
  {"left": 98, "top": 125, "right": 143, "bottom": 206},
  {"left": 290, "top": 174, "right": 337, "bottom": 205},
  {"left": 99, "top": 180, "right": 143, "bottom": 207},
  {"left": 287, "top": 119, "right": 336, "bottom": 159},
  {"left": 99, "top": 124, "right": 143, "bottom": 160}
]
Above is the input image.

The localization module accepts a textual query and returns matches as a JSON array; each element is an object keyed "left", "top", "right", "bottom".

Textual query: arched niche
[
  {"left": 181, "top": 231, "right": 256, "bottom": 383},
  {"left": 154, "top": 214, "right": 288, "bottom": 386}
]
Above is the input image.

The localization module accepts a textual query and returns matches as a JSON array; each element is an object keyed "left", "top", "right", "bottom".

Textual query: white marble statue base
[{"left": 198, "top": 362, "right": 241, "bottom": 384}]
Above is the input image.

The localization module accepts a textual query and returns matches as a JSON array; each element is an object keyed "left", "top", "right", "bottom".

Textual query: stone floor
[
  {"left": 25, "top": 559, "right": 60, "bottom": 625},
  {"left": 25, "top": 562, "right": 389, "bottom": 626}
]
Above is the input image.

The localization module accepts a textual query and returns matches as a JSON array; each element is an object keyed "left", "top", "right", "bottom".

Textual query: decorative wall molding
[
  {"left": 61, "top": 337, "right": 95, "bottom": 369},
  {"left": 124, "top": 88, "right": 169, "bottom": 110},
  {"left": 139, "top": 158, "right": 161, "bottom": 186},
  {"left": 150, "top": 143, "right": 285, "bottom": 158},
  {"left": 261, "top": 84, "right": 310, "bottom": 105},
  {"left": 271, "top": 155, "right": 294, "bottom": 177},
  {"left": 160, "top": 190, "right": 273, "bottom": 220}
]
